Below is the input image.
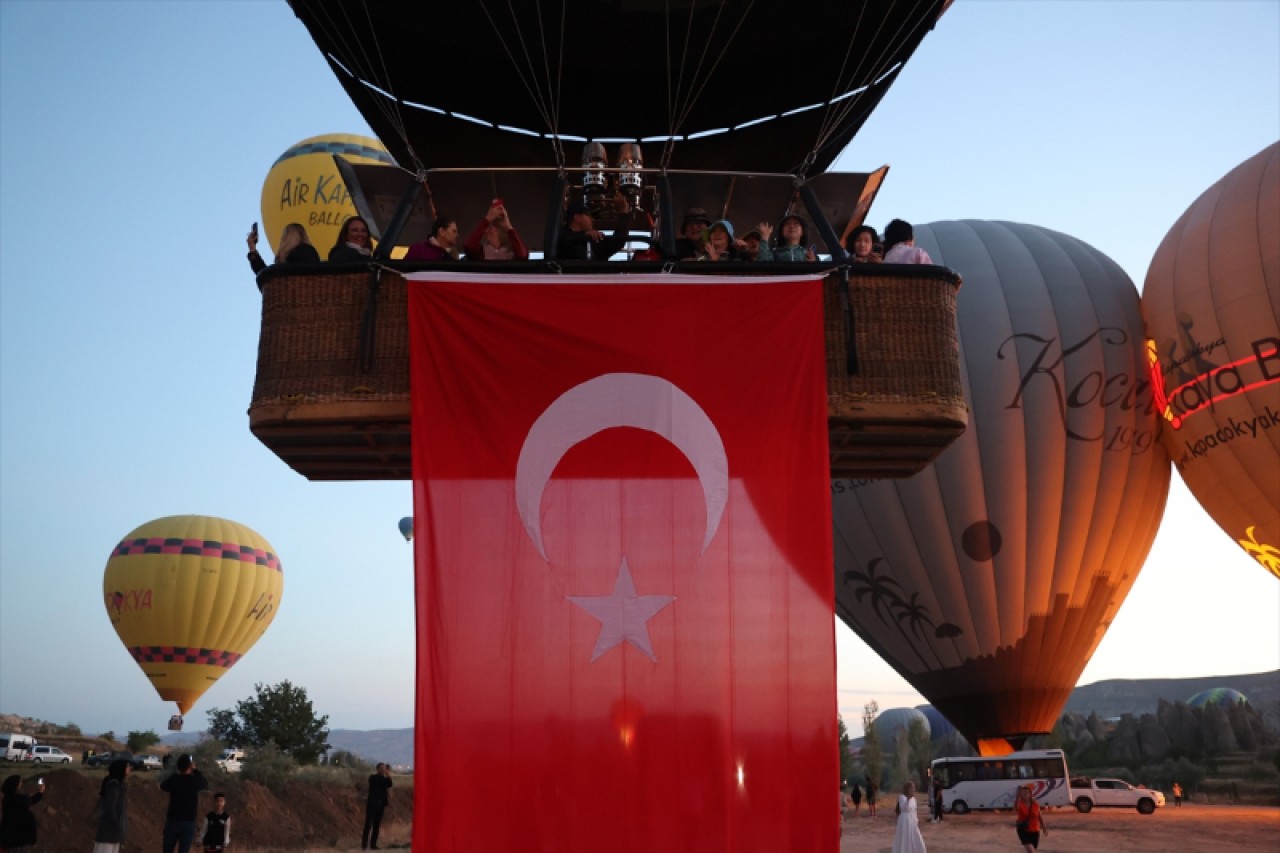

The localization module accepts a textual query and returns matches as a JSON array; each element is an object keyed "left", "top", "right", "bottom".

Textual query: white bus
[{"left": 930, "top": 749, "right": 1071, "bottom": 814}]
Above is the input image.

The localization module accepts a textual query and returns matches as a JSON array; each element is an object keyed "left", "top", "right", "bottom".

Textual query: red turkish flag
[{"left": 408, "top": 272, "right": 836, "bottom": 852}]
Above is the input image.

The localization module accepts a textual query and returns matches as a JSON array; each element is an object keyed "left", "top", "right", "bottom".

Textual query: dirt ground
[
  {"left": 17, "top": 767, "right": 1279, "bottom": 851},
  {"left": 838, "top": 803, "right": 1280, "bottom": 852}
]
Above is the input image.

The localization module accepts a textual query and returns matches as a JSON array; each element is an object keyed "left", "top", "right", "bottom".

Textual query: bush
[
  {"left": 295, "top": 764, "right": 366, "bottom": 787},
  {"left": 241, "top": 741, "right": 297, "bottom": 793},
  {"left": 190, "top": 738, "right": 230, "bottom": 782}
]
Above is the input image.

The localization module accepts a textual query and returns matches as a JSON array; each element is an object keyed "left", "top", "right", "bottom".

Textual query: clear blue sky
[{"left": 1, "top": 1, "right": 1277, "bottom": 739}]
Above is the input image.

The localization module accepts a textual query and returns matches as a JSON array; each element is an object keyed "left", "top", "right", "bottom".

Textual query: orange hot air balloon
[
  {"left": 103, "top": 515, "right": 283, "bottom": 718},
  {"left": 833, "top": 221, "right": 1171, "bottom": 755},
  {"left": 1144, "top": 142, "right": 1280, "bottom": 580}
]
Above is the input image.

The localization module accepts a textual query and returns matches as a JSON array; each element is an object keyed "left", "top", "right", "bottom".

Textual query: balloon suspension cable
[
  {"left": 475, "top": 0, "right": 568, "bottom": 168},
  {"left": 661, "top": 0, "right": 755, "bottom": 171}
]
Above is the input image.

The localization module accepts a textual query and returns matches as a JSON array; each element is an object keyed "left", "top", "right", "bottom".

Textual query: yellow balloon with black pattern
[{"left": 102, "top": 515, "right": 283, "bottom": 716}]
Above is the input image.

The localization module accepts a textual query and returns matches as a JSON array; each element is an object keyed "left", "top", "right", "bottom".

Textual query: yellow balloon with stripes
[{"left": 103, "top": 515, "right": 283, "bottom": 716}]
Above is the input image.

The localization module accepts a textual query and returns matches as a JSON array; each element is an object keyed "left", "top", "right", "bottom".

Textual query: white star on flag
[{"left": 567, "top": 557, "right": 676, "bottom": 662}]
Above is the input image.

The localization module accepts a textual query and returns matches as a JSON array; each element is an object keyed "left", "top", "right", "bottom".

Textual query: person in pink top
[{"left": 882, "top": 219, "right": 933, "bottom": 264}]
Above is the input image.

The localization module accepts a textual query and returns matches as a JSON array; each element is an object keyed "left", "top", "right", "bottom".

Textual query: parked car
[
  {"left": 217, "top": 748, "right": 245, "bottom": 773},
  {"left": 27, "top": 745, "right": 72, "bottom": 764},
  {"left": 1070, "top": 777, "right": 1165, "bottom": 814},
  {"left": 86, "top": 750, "right": 148, "bottom": 771},
  {"left": 138, "top": 754, "right": 164, "bottom": 770}
]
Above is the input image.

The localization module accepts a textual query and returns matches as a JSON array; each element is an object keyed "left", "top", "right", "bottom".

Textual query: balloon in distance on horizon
[
  {"left": 260, "top": 133, "right": 399, "bottom": 261},
  {"left": 833, "top": 221, "right": 1171, "bottom": 757},
  {"left": 871, "top": 707, "right": 931, "bottom": 745},
  {"left": 102, "top": 515, "right": 283, "bottom": 717},
  {"left": 398, "top": 516, "right": 414, "bottom": 542},
  {"left": 1186, "top": 687, "right": 1250, "bottom": 709},
  {"left": 1144, "top": 141, "right": 1280, "bottom": 581}
]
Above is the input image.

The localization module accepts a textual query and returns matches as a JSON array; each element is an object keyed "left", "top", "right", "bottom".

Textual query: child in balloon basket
[
  {"left": 201, "top": 791, "right": 231, "bottom": 852},
  {"left": 845, "top": 224, "right": 882, "bottom": 263},
  {"left": 697, "top": 220, "right": 749, "bottom": 261}
]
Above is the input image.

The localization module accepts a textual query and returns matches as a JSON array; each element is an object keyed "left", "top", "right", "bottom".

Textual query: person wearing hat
[
  {"left": 673, "top": 207, "right": 712, "bottom": 259},
  {"left": 557, "top": 201, "right": 629, "bottom": 261},
  {"left": 756, "top": 214, "right": 815, "bottom": 262},
  {"left": 740, "top": 229, "right": 763, "bottom": 261},
  {"left": 696, "top": 219, "right": 746, "bottom": 261}
]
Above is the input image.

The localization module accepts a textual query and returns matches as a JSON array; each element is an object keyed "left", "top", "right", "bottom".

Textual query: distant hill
[{"left": 1063, "top": 670, "right": 1279, "bottom": 720}]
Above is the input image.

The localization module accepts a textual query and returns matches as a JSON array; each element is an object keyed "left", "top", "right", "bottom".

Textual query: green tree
[
  {"left": 126, "top": 729, "right": 161, "bottom": 754},
  {"left": 860, "top": 701, "right": 883, "bottom": 792},
  {"left": 99, "top": 731, "right": 116, "bottom": 743},
  {"left": 206, "top": 680, "right": 330, "bottom": 765},
  {"left": 907, "top": 717, "right": 932, "bottom": 787},
  {"left": 837, "top": 715, "right": 854, "bottom": 784}
]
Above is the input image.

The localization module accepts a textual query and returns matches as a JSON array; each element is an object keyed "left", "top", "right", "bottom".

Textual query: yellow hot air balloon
[
  {"left": 103, "top": 515, "right": 283, "bottom": 718},
  {"left": 259, "top": 133, "right": 396, "bottom": 260}
]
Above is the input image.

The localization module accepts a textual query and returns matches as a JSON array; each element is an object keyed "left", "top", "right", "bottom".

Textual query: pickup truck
[{"left": 1069, "top": 777, "right": 1165, "bottom": 814}]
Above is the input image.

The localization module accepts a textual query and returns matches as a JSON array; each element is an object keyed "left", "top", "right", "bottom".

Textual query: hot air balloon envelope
[
  {"left": 1144, "top": 142, "right": 1280, "bottom": 580},
  {"left": 398, "top": 516, "right": 414, "bottom": 542},
  {"left": 103, "top": 515, "right": 283, "bottom": 715},
  {"left": 833, "top": 221, "right": 1171, "bottom": 754}
]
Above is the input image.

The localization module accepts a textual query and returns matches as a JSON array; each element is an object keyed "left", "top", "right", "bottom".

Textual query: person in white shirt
[{"left": 882, "top": 219, "right": 933, "bottom": 264}]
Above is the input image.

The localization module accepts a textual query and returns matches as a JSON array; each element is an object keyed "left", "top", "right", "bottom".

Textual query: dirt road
[{"left": 839, "top": 804, "right": 1278, "bottom": 852}]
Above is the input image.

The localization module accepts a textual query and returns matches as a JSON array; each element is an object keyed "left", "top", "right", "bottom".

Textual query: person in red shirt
[{"left": 1014, "top": 785, "right": 1049, "bottom": 851}]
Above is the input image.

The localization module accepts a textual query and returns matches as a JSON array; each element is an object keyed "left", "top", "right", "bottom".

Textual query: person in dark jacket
[
  {"left": 160, "top": 754, "right": 209, "bottom": 853},
  {"left": 557, "top": 202, "right": 629, "bottom": 261},
  {"left": 0, "top": 774, "right": 44, "bottom": 853},
  {"left": 95, "top": 759, "right": 131, "bottom": 853},
  {"left": 247, "top": 222, "right": 322, "bottom": 273},
  {"left": 200, "top": 791, "right": 231, "bottom": 851},
  {"left": 361, "top": 762, "right": 393, "bottom": 850},
  {"left": 327, "top": 216, "right": 374, "bottom": 263}
]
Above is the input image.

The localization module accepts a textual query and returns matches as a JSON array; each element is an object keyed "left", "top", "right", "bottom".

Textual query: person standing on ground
[
  {"left": 362, "top": 762, "right": 393, "bottom": 850},
  {"left": 931, "top": 781, "right": 944, "bottom": 822},
  {"left": 892, "top": 781, "right": 927, "bottom": 853},
  {"left": 200, "top": 791, "right": 231, "bottom": 852},
  {"left": 160, "top": 754, "right": 209, "bottom": 853},
  {"left": 867, "top": 777, "right": 878, "bottom": 818},
  {"left": 1014, "top": 785, "right": 1048, "bottom": 852},
  {"left": 94, "top": 759, "right": 131, "bottom": 853},
  {"left": 0, "top": 774, "right": 45, "bottom": 853},
  {"left": 1172, "top": 781, "right": 1183, "bottom": 807},
  {"left": 849, "top": 781, "right": 862, "bottom": 818}
]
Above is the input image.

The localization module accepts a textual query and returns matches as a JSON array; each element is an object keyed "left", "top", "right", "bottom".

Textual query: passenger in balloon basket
[
  {"left": 756, "top": 214, "right": 816, "bottom": 261},
  {"left": 739, "top": 229, "right": 763, "bottom": 261},
  {"left": 247, "top": 222, "right": 321, "bottom": 273},
  {"left": 327, "top": 216, "right": 374, "bottom": 263},
  {"left": 160, "top": 754, "right": 209, "bottom": 853},
  {"left": 556, "top": 201, "right": 629, "bottom": 261},
  {"left": 462, "top": 199, "right": 529, "bottom": 261},
  {"left": 405, "top": 216, "right": 460, "bottom": 261},
  {"left": 0, "top": 773, "right": 45, "bottom": 853},
  {"left": 672, "top": 206, "right": 712, "bottom": 259},
  {"left": 845, "top": 224, "right": 883, "bottom": 263},
  {"left": 697, "top": 219, "right": 748, "bottom": 261},
  {"left": 881, "top": 218, "right": 933, "bottom": 264}
]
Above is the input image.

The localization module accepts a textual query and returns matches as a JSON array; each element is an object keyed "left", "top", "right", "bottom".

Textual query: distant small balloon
[{"left": 399, "top": 516, "right": 414, "bottom": 542}]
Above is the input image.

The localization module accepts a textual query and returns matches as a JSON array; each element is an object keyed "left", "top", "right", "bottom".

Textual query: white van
[{"left": 0, "top": 733, "right": 36, "bottom": 762}]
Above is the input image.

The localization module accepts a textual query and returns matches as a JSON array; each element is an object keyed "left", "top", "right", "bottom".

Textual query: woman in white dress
[{"left": 892, "top": 780, "right": 927, "bottom": 853}]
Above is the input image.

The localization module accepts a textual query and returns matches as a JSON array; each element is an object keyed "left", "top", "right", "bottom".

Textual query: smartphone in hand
[{"left": 250, "top": 222, "right": 259, "bottom": 238}]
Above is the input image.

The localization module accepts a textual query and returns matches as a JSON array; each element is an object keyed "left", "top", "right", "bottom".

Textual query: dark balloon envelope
[
  {"left": 1143, "top": 142, "right": 1280, "bottom": 581},
  {"left": 832, "top": 221, "right": 1171, "bottom": 755},
  {"left": 287, "top": 0, "right": 949, "bottom": 174}
]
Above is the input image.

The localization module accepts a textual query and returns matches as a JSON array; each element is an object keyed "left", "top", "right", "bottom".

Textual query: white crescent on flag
[{"left": 514, "top": 372, "right": 729, "bottom": 561}]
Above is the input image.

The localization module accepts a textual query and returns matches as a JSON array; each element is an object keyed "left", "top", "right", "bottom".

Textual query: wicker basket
[{"left": 250, "top": 264, "right": 965, "bottom": 480}]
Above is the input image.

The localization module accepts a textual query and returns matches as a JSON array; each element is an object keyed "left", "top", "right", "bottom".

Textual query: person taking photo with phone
[
  {"left": 161, "top": 754, "right": 209, "bottom": 853},
  {"left": 0, "top": 773, "right": 45, "bottom": 853}
]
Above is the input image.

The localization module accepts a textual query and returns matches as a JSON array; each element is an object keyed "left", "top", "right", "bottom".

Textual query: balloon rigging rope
[
  {"left": 305, "top": 1, "right": 423, "bottom": 173},
  {"left": 662, "top": 0, "right": 756, "bottom": 171},
  {"left": 476, "top": 0, "right": 569, "bottom": 169}
]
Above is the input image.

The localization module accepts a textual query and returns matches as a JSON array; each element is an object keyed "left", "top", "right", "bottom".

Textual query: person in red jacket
[
  {"left": 1014, "top": 785, "right": 1049, "bottom": 851},
  {"left": 462, "top": 200, "right": 529, "bottom": 260}
]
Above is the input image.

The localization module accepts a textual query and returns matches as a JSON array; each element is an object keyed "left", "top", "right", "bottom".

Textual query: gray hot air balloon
[{"left": 833, "top": 221, "right": 1171, "bottom": 755}]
